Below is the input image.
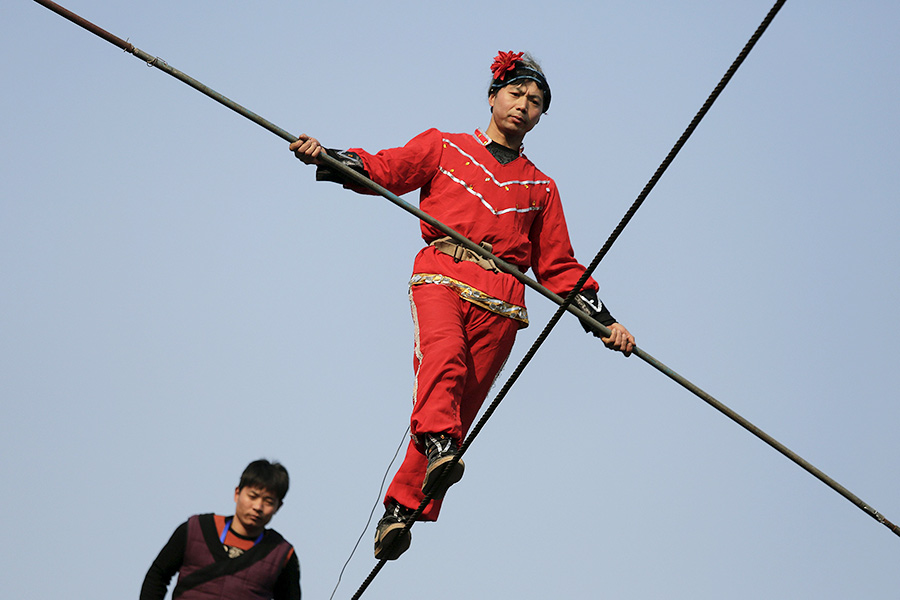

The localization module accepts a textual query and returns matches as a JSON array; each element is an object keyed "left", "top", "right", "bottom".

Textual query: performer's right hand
[{"left": 290, "top": 133, "right": 323, "bottom": 164}]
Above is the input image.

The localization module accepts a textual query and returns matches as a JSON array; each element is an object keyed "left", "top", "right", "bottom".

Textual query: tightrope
[{"left": 347, "top": 0, "right": 900, "bottom": 597}]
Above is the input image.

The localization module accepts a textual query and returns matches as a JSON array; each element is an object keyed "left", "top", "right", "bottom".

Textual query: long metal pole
[{"left": 33, "top": 0, "right": 900, "bottom": 545}]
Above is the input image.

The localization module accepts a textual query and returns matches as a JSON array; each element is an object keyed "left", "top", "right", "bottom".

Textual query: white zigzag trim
[
  {"left": 443, "top": 138, "right": 550, "bottom": 187},
  {"left": 439, "top": 137, "right": 549, "bottom": 216},
  {"left": 438, "top": 167, "right": 540, "bottom": 216}
]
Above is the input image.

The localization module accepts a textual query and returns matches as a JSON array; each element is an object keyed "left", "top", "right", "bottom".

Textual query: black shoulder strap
[{"left": 173, "top": 514, "right": 286, "bottom": 597}]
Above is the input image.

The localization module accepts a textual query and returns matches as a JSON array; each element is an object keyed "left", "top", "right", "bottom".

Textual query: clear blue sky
[{"left": 2, "top": 1, "right": 899, "bottom": 598}]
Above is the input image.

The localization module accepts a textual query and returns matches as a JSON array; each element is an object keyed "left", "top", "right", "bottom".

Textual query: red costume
[{"left": 345, "top": 127, "right": 600, "bottom": 520}]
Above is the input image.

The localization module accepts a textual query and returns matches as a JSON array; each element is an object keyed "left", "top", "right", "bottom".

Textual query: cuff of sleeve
[
  {"left": 574, "top": 289, "right": 616, "bottom": 332},
  {"left": 315, "top": 149, "right": 369, "bottom": 184},
  {"left": 596, "top": 302, "right": 616, "bottom": 327}
]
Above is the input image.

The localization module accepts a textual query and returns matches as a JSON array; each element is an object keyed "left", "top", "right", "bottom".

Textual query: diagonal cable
[{"left": 349, "top": 0, "right": 896, "bottom": 597}]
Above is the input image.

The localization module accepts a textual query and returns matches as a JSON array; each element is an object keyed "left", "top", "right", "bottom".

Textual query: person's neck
[
  {"left": 229, "top": 518, "right": 263, "bottom": 539},
  {"left": 484, "top": 123, "right": 523, "bottom": 151}
]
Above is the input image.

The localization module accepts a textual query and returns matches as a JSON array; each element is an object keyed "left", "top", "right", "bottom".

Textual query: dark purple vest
[{"left": 173, "top": 514, "right": 292, "bottom": 600}]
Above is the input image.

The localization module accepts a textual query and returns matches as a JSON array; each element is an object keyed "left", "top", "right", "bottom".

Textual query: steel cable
[{"left": 349, "top": 0, "right": 896, "bottom": 597}]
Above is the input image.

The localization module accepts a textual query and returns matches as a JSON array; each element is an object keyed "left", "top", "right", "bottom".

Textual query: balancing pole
[{"left": 33, "top": 0, "right": 900, "bottom": 542}]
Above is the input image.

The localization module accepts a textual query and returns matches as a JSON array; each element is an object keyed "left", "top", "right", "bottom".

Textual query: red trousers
[{"left": 384, "top": 283, "right": 519, "bottom": 521}]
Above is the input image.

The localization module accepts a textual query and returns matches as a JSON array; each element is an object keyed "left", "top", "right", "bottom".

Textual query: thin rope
[{"left": 328, "top": 427, "right": 409, "bottom": 600}]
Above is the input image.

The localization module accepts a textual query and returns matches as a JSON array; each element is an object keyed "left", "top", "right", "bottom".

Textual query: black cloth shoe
[
  {"left": 421, "top": 432, "right": 465, "bottom": 499},
  {"left": 374, "top": 502, "right": 413, "bottom": 560}
]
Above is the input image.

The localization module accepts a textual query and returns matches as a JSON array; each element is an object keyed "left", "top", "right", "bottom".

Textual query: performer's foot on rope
[
  {"left": 421, "top": 432, "right": 465, "bottom": 499},
  {"left": 374, "top": 502, "right": 413, "bottom": 560}
]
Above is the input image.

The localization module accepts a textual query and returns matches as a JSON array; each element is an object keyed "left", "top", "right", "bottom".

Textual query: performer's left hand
[{"left": 602, "top": 322, "right": 635, "bottom": 357}]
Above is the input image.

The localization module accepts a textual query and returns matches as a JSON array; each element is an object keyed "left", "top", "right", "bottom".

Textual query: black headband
[{"left": 490, "top": 66, "right": 552, "bottom": 113}]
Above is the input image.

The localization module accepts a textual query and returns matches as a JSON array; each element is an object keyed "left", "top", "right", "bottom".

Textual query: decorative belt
[{"left": 429, "top": 236, "right": 499, "bottom": 273}]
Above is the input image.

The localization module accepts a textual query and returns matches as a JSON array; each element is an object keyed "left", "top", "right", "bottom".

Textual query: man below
[{"left": 140, "top": 459, "right": 301, "bottom": 599}]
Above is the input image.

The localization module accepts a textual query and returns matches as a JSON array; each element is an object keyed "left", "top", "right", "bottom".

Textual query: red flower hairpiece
[{"left": 490, "top": 51, "right": 524, "bottom": 81}]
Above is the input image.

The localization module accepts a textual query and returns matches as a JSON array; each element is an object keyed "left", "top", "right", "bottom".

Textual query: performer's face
[
  {"left": 232, "top": 485, "right": 281, "bottom": 536},
  {"left": 488, "top": 81, "right": 544, "bottom": 144}
]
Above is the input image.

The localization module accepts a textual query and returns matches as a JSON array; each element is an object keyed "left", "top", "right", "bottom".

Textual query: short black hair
[{"left": 238, "top": 459, "right": 290, "bottom": 503}]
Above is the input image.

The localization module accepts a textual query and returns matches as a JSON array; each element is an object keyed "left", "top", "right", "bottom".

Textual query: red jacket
[{"left": 350, "top": 128, "right": 598, "bottom": 325}]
